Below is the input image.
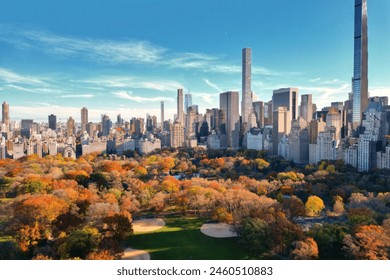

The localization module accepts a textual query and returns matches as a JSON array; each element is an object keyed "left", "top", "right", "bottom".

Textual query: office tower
[
  {"left": 48, "top": 114, "right": 57, "bottom": 130},
  {"left": 176, "top": 89, "right": 184, "bottom": 125},
  {"left": 2, "top": 102, "right": 9, "bottom": 130},
  {"left": 272, "top": 88, "right": 299, "bottom": 123},
  {"left": 66, "top": 117, "right": 76, "bottom": 137},
  {"left": 253, "top": 101, "right": 264, "bottom": 128},
  {"left": 146, "top": 115, "right": 153, "bottom": 132},
  {"left": 101, "top": 114, "right": 112, "bottom": 136},
  {"left": 352, "top": 0, "right": 368, "bottom": 128},
  {"left": 160, "top": 101, "right": 164, "bottom": 129},
  {"left": 272, "top": 106, "right": 291, "bottom": 155},
  {"left": 81, "top": 107, "right": 88, "bottom": 133},
  {"left": 184, "top": 93, "right": 192, "bottom": 113},
  {"left": 300, "top": 94, "right": 313, "bottom": 122},
  {"left": 264, "top": 100, "right": 273, "bottom": 126},
  {"left": 117, "top": 114, "right": 123, "bottom": 128},
  {"left": 186, "top": 106, "right": 196, "bottom": 140},
  {"left": 241, "top": 48, "right": 253, "bottom": 124},
  {"left": 21, "top": 119, "right": 33, "bottom": 139},
  {"left": 369, "top": 96, "right": 388, "bottom": 107},
  {"left": 220, "top": 91, "right": 240, "bottom": 148}
]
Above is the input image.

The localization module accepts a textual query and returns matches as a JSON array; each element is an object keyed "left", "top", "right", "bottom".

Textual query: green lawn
[{"left": 127, "top": 216, "right": 252, "bottom": 260}]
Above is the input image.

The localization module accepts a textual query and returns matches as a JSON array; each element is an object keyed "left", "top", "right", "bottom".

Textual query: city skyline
[{"left": 0, "top": 0, "right": 389, "bottom": 122}]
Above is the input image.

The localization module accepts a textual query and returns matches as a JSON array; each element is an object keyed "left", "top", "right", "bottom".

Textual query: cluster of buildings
[{"left": 1, "top": 0, "right": 389, "bottom": 172}]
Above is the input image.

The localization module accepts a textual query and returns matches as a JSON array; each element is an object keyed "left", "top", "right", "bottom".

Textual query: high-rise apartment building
[
  {"left": 352, "top": 0, "right": 368, "bottom": 128},
  {"left": 176, "top": 89, "right": 184, "bottom": 125},
  {"left": 171, "top": 122, "right": 185, "bottom": 148},
  {"left": 48, "top": 114, "right": 57, "bottom": 130},
  {"left": 66, "top": 117, "right": 76, "bottom": 137},
  {"left": 81, "top": 107, "right": 88, "bottom": 133},
  {"left": 2, "top": 101, "right": 9, "bottom": 130},
  {"left": 241, "top": 48, "right": 253, "bottom": 124},
  {"left": 300, "top": 94, "right": 313, "bottom": 122},
  {"left": 272, "top": 106, "right": 291, "bottom": 155},
  {"left": 220, "top": 91, "right": 240, "bottom": 148}
]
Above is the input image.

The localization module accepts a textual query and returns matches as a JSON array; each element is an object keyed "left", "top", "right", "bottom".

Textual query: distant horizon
[{"left": 0, "top": 0, "right": 389, "bottom": 122}]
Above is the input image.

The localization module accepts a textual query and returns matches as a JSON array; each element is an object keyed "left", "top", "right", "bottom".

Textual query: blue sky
[{"left": 0, "top": 0, "right": 389, "bottom": 122}]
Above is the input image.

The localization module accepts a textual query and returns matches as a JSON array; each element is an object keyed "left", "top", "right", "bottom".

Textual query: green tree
[
  {"left": 58, "top": 227, "right": 101, "bottom": 259},
  {"left": 241, "top": 218, "right": 272, "bottom": 255}
]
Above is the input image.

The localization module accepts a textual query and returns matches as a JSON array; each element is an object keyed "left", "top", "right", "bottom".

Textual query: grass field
[{"left": 127, "top": 216, "right": 252, "bottom": 260}]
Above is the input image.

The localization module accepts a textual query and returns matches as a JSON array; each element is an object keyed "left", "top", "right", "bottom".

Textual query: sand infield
[
  {"left": 200, "top": 223, "right": 238, "bottom": 238},
  {"left": 121, "top": 248, "right": 150, "bottom": 260},
  {"left": 132, "top": 218, "right": 166, "bottom": 233}
]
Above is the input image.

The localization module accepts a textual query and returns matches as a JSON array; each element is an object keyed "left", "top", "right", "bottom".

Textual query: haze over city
[{"left": 0, "top": 0, "right": 389, "bottom": 121}]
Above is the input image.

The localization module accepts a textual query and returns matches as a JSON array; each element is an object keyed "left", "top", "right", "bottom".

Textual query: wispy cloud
[
  {"left": 0, "top": 24, "right": 289, "bottom": 77},
  {"left": 204, "top": 79, "right": 223, "bottom": 92},
  {"left": 0, "top": 24, "right": 165, "bottom": 64},
  {"left": 192, "top": 92, "right": 219, "bottom": 105},
  {"left": 61, "top": 94, "right": 95, "bottom": 98},
  {"left": 82, "top": 76, "right": 184, "bottom": 92},
  {"left": 370, "top": 87, "right": 390, "bottom": 97},
  {"left": 112, "top": 91, "right": 174, "bottom": 103},
  {"left": 0, "top": 68, "right": 47, "bottom": 85}
]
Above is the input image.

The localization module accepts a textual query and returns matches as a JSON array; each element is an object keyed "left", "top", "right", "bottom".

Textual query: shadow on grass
[{"left": 127, "top": 217, "right": 251, "bottom": 260}]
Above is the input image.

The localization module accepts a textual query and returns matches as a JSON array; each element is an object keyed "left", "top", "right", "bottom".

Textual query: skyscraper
[
  {"left": 184, "top": 93, "right": 192, "bottom": 113},
  {"left": 176, "top": 89, "right": 184, "bottom": 125},
  {"left": 252, "top": 101, "right": 264, "bottom": 128},
  {"left": 272, "top": 87, "right": 299, "bottom": 124},
  {"left": 2, "top": 101, "right": 9, "bottom": 130},
  {"left": 160, "top": 101, "right": 164, "bottom": 129},
  {"left": 81, "top": 107, "right": 88, "bottom": 133},
  {"left": 352, "top": 0, "right": 368, "bottom": 128},
  {"left": 300, "top": 94, "right": 313, "bottom": 122},
  {"left": 48, "top": 114, "right": 57, "bottom": 130},
  {"left": 241, "top": 48, "right": 253, "bottom": 124},
  {"left": 220, "top": 91, "right": 240, "bottom": 148}
]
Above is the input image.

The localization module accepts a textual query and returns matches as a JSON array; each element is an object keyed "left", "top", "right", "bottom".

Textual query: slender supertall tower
[
  {"left": 352, "top": 0, "right": 368, "bottom": 129},
  {"left": 81, "top": 107, "right": 88, "bottom": 133},
  {"left": 160, "top": 101, "right": 164, "bottom": 129},
  {"left": 241, "top": 48, "right": 253, "bottom": 124},
  {"left": 176, "top": 89, "right": 184, "bottom": 125}
]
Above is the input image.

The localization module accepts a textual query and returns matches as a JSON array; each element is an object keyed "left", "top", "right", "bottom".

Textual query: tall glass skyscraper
[
  {"left": 241, "top": 48, "right": 253, "bottom": 124},
  {"left": 352, "top": 0, "right": 368, "bottom": 128}
]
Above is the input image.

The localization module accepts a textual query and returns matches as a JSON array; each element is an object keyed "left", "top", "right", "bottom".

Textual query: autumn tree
[
  {"left": 305, "top": 196, "right": 325, "bottom": 217},
  {"left": 255, "top": 158, "right": 270, "bottom": 171},
  {"left": 282, "top": 196, "right": 305, "bottom": 219},
  {"left": 333, "top": 195, "right": 345, "bottom": 214},
  {"left": 343, "top": 225, "right": 390, "bottom": 260},
  {"left": 86, "top": 250, "right": 115, "bottom": 260},
  {"left": 103, "top": 213, "right": 133, "bottom": 241},
  {"left": 290, "top": 238, "right": 319, "bottom": 260}
]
